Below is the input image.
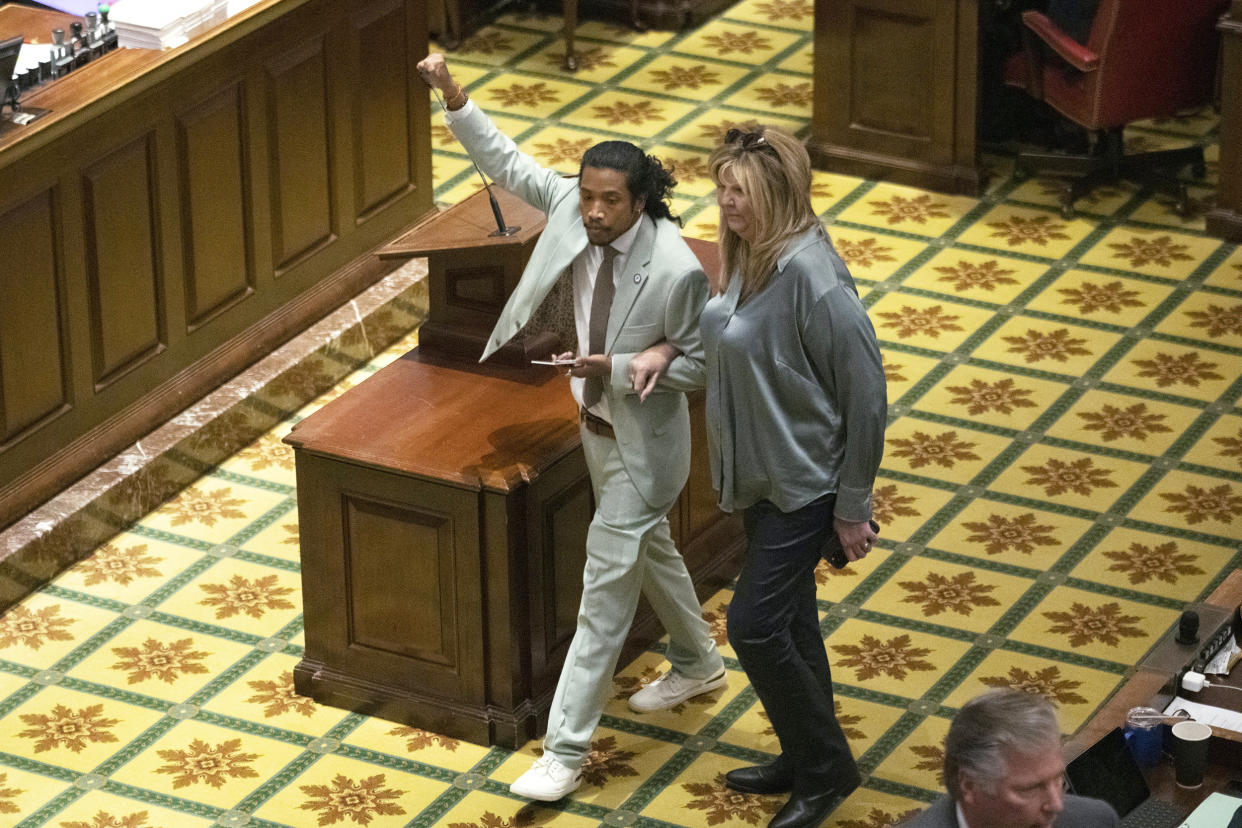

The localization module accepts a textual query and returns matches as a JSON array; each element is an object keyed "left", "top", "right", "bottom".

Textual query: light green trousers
[{"left": 541, "top": 423, "right": 723, "bottom": 769}]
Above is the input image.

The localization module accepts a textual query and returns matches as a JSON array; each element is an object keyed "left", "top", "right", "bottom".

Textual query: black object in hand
[{"left": 822, "top": 520, "right": 879, "bottom": 569}]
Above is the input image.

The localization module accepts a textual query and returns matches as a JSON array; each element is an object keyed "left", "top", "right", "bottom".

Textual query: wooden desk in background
[
  {"left": 810, "top": 0, "right": 1242, "bottom": 243},
  {"left": 0, "top": 1, "right": 434, "bottom": 566},
  {"left": 0, "top": 5, "right": 75, "bottom": 53},
  {"left": 1066, "top": 569, "right": 1242, "bottom": 812},
  {"left": 809, "top": 0, "right": 982, "bottom": 196}
]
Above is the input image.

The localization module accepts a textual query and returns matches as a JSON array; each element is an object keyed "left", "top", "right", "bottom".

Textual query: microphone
[
  {"left": 426, "top": 85, "right": 520, "bottom": 238},
  {"left": 1175, "top": 610, "right": 1200, "bottom": 645}
]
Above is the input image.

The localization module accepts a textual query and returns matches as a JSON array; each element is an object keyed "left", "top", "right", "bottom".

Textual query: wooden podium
[
  {"left": 379, "top": 188, "right": 555, "bottom": 364},
  {"left": 287, "top": 189, "right": 742, "bottom": 747}
]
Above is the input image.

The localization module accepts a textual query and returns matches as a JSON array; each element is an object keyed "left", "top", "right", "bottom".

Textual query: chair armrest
[{"left": 1021, "top": 10, "right": 1100, "bottom": 73}]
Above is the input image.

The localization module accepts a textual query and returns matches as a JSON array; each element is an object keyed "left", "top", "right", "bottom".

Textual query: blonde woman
[{"left": 632, "top": 127, "right": 886, "bottom": 827}]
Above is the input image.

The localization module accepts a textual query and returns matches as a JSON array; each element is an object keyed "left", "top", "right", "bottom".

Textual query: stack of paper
[
  {"left": 13, "top": 43, "right": 57, "bottom": 80},
  {"left": 108, "top": 0, "right": 228, "bottom": 50},
  {"left": 1162, "top": 697, "right": 1242, "bottom": 734}
]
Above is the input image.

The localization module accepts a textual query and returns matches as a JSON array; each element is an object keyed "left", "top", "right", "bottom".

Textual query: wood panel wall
[{"left": 0, "top": 0, "right": 433, "bottom": 529}]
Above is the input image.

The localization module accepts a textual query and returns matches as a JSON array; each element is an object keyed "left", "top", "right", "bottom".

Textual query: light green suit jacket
[{"left": 448, "top": 103, "right": 709, "bottom": 508}]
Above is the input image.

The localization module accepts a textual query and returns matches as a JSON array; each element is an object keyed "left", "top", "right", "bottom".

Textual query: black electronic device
[
  {"left": 1177, "top": 609, "right": 1201, "bottom": 645},
  {"left": 1, "top": 34, "right": 24, "bottom": 114},
  {"left": 1198, "top": 615, "right": 1237, "bottom": 672},
  {"left": 1066, "top": 727, "right": 1188, "bottom": 828},
  {"left": 51, "top": 28, "right": 73, "bottom": 79},
  {"left": 821, "top": 520, "right": 879, "bottom": 569},
  {"left": 1, "top": 33, "right": 52, "bottom": 127}
]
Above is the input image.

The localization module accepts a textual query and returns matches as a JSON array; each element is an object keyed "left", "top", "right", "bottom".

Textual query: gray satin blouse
[{"left": 700, "top": 226, "right": 887, "bottom": 520}]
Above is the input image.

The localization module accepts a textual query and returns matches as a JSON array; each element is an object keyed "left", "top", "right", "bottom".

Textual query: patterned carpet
[{"left": 1, "top": 1, "right": 1240, "bottom": 826}]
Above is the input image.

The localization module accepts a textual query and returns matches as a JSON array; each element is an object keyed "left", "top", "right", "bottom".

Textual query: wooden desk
[
  {"left": 1066, "top": 569, "right": 1242, "bottom": 810},
  {"left": 0, "top": 4, "right": 75, "bottom": 45},
  {"left": 1208, "top": 0, "right": 1242, "bottom": 242},
  {"left": 0, "top": 1, "right": 434, "bottom": 545},
  {"left": 809, "top": 0, "right": 982, "bottom": 196},
  {"left": 288, "top": 348, "right": 743, "bottom": 747},
  {"left": 289, "top": 350, "right": 589, "bottom": 747}
]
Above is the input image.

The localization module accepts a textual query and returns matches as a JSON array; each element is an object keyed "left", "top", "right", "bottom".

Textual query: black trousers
[{"left": 727, "top": 494, "right": 858, "bottom": 792}]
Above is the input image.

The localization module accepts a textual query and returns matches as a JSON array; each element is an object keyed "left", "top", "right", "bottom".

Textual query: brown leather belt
[{"left": 580, "top": 408, "right": 615, "bottom": 439}]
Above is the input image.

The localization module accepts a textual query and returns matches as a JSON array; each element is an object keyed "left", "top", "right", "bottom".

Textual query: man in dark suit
[
  {"left": 416, "top": 53, "right": 725, "bottom": 804},
  {"left": 902, "top": 690, "right": 1118, "bottom": 828}
]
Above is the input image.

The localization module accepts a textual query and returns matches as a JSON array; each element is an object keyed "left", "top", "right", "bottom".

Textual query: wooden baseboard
[
  {"left": 1206, "top": 206, "right": 1242, "bottom": 242},
  {"left": 807, "top": 140, "right": 983, "bottom": 197}
]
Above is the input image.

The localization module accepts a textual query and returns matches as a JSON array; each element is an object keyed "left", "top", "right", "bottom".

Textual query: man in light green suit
[{"left": 417, "top": 54, "right": 725, "bottom": 802}]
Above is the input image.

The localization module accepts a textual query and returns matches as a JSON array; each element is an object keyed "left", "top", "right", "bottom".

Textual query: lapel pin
[{"left": 633, "top": 273, "right": 641, "bottom": 283}]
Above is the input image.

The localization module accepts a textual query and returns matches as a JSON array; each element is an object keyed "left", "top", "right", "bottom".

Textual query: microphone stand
[{"left": 429, "top": 86, "right": 520, "bottom": 238}]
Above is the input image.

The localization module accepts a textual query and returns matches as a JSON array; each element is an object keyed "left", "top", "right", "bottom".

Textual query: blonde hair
[{"left": 708, "top": 126, "right": 818, "bottom": 302}]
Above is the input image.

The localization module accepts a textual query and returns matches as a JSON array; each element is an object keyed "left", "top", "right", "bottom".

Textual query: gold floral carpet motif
[{"left": 0, "top": 0, "right": 1239, "bottom": 825}]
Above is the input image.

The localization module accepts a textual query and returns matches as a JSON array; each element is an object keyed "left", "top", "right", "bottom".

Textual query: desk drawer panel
[
  {"left": 82, "top": 135, "right": 163, "bottom": 389},
  {"left": 351, "top": 0, "right": 415, "bottom": 220},
  {"left": 176, "top": 84, "right": 252, "bottom": 330},
  {"left": 296, "top": 453, "right": 485, "bottom": 703},
  {"left": 0, "top": 189, "right": 68, "bottom": 444},
  {"left": 265, "top": 37, "right": 334, "bottom": 274},
  {"left": 343, "top": 494, "right": 456, "bottom": 662}
]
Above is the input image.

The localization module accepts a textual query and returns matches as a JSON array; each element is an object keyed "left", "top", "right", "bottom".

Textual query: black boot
[
  {"left": 725, "top": 755, "right": 794, "bottom": 795},
  {"left": 767, "top": 770, "right": 861, "bottom": 828}
]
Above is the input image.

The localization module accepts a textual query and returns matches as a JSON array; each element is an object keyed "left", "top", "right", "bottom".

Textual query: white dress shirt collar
[{"left": 603, "top": 210, "right": 643, "bottom": 259}]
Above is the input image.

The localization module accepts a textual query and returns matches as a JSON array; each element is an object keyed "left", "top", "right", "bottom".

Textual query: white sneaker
[
  {"left": 509, "top": 754, "right": 583, "bottom": 801},
  {"left": 628, "top": 667, "right": 727, "bottom": 713}
]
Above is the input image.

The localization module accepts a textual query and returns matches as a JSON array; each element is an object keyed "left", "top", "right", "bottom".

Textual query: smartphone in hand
[{"left": 821, "top": 520, "right": 880, "bottom": 569}]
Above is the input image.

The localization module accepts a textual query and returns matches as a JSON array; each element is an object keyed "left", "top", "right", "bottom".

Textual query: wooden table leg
[
  {"left": 630, "top": 0, "right": 647, "bottom": 31},
  {"left": 559, "top": 0, "right": 647, "bottom": 72},
  {"left": 563, "top": 0, "right": 578, "bottom": 71}
]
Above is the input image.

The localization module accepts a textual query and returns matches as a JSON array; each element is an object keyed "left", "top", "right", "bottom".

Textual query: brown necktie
[{"left": 582, "top": 244, "right": 619, "bottom": 410}]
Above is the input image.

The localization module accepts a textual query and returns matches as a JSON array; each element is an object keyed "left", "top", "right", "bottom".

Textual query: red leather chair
[{"left": 1005, "top": 0, "right": 1227, "bottom": 218}]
